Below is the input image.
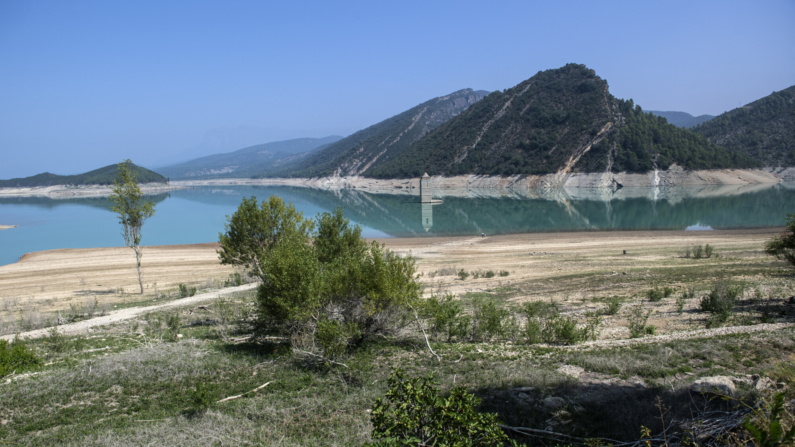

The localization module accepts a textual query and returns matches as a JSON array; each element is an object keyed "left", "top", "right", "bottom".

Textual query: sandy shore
[
  {"left": 0, "top": 225, "right": 17, "bottom": 230},
  {"left": 0, "top": 183, "right": 183, "bottom": 199},
  {"left": 0, "top": 228, "right": 784, "bottom": 334}
]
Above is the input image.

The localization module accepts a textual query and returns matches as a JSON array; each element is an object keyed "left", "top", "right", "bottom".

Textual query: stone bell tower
[{"left": 420, "top": 173, "right": 432, "bottom": 203}]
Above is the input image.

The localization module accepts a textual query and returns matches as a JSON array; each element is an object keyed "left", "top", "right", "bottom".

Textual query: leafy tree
[
  {"left": 218, "top": 196, "right": 314, "bottom": 277},
  {"left": 366, "top": 370, "right": 520, "bottom": 446},
  {"left": 765, "top": 213, "right": 795, "bottom": 267},
  {"left": 110, "top": 159, "right": 156, "bottom": 294},
  {"left": 219, "top": 199, "right": 420, "bottom": 358}
]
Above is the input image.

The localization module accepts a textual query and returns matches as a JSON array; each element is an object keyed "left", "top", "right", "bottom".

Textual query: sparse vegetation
[
  {"left": 0, "top": 338, "right": 42, "bottom": 377},
  {"left": 766, "top": 213, "right": 795, "bottom": 267},
  {"left": 701, "top": 280, "right": 742, "bottom": 325}
]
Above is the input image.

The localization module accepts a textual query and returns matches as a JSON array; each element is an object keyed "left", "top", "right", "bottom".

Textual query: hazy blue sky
[{"left": 1, "top": 0, "right": 793, "bottom": 178}]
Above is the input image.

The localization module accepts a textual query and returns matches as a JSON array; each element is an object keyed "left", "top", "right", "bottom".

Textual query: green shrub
[
  {"left": 522, "top": 318, "right": 543, "bottom": 344},
  {"left": 221, "top": 200, "right": 419, "bottom": 360},
  {"left": 520, "top": 300, "right": 559, "bottom": 319},
  {"left": 367, "top": 370, "right": 520, "bottom": 447},
  {"left": 704, "top": 243, "right": 714, "bottom": 258},
  {"left": 597, "top": 297, "right": 623, "bottom": 316},
  {"left": 765, "top": 213, "right": 795, "bottom": 267},
  {"left": 700, "top": 281, "right": 741, "bottom": 321},
  {"left": 484, "top": 271, "right": 495, "bottom": 278},
  {"left": 0, "top": 339, "right": 42, "bottom": 377},
  {"left": 421, "top": 294, "right": 467, "bottom": 342},
  {"left": 542, "top": 316, "right": 582, "bottom": 345},
  {"left": 458, "top": 269, "right": 470, "bottom": 281},
  {"left": 744, "top": 392, "right": 795, "bottom": 447},
  {"left": 646, "top": 288, "right": 664, "bottom": 302},
  {"left": 186, "top": 381, "right": 217, "bottom": 417},
  {"left": 498, "top": 270, "right": 510, "bottom": 277},
  {"left": 224, "top": 272, "right": 244, "bottom": 287},
  {"left": 693, "top": 245, "right": 704, "bottom": 259},
  {"left": 627, "top": 302, "right": 653, "bottom": 338},
  {"left": 470, "top": 298, "right": 509, "bottom": 342},
  {"left": 178, "top": 283, "right": 197, "bottom": 297}
]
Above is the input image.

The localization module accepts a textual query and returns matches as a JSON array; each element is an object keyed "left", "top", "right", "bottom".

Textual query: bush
[
  {"left": 693, "top": 245, "right": 704, "bottom": 259},
  {"left": 542, "top": 316, "right": 583, "bottom": 345},
  {"left": 220, "top": 199, "right": 419, "bottom": 360},
  {"left": 484, "top": 271, "right": 495, "bottom": 278},
  {"left": 700, "top": 281, "right": 741, "bottom": 322},
  {"left": 499, "top": 270, "right": 510, "bottom": 277},
  {"left": 366, "top": 370, "right": 520, "bottom": 447},
  {"left": 224, "top": 272, "right": 244, "bottom": 287},
  {"left": 766, "top": 213, "right": 795, "bottom": 267},
  {"left": 178, "top": 283, "right": 197, "bottom": 297},
  {"left": 421, "top": 293, "right": 468, "bottom": 342},
  {"left": 0, "top": 339, "right": 42, "bottom": 377},
  {"left": 470, "top": 298, "right": 509, "bottom": 342},
  {"left": 598, "top": 297, "right": 623, "bottom": 316},
  {"left": 627, "top": 301, "right": 653, "bottom": 338},
  {"left": 458, "top": 269, "right": 470, "bottom": 281},
  {"left": 704, "top": 243, "right": 714, "bottom": 258}
]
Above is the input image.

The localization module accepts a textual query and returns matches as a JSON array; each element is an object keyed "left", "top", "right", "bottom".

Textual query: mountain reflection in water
[{"left": 0, "top": 182, "right": 792, "bottom": 266}]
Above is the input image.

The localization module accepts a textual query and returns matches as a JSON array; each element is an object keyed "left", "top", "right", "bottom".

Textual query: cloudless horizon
[{"left": 1, "top": 0, "right": 793, "bottom": 179}]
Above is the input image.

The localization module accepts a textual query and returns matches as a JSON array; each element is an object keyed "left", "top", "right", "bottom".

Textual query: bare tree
[{"left": 110, "top": 159, "right": 156, "bottom": 294}]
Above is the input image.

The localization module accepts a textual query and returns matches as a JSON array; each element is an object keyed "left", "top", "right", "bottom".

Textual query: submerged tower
[{"left": 420, "top": 173, "right": 432, "bottom": 203}]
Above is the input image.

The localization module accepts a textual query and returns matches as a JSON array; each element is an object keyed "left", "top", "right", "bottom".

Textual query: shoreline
[
  {"left": 0, "top": 182, "right": 184, "bottom": 199},
  {"left": 1, "top": 167, "right": 793, "bottom": 199},
  {"left": 0, "top": 227, "right": 784, "bottom": 338}
]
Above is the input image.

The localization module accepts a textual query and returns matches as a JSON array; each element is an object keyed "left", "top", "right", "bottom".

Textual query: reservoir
[{"left": 1, "top": 183, "right": 793, "bottom": 266}]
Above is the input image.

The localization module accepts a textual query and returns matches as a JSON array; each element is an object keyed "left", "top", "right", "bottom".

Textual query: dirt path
[{"left": 1, "top": 283, "right": 258, "bottom": 341}]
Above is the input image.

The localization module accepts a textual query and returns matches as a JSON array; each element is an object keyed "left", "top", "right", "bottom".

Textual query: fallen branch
[
  {"left": 293, "top": 349, "right": 349, "bottom": 368},
  {"left": 217, "top": 381, "right": 273, "bottom": 403},
  {"left": 408, "top": 304, "right": 441, "bottom": 362}
]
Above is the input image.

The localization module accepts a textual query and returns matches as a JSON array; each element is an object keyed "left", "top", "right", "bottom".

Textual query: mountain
[
  {"left": 0, "top": 163, "right": 166, "bottom": 187},
  {"left": 274, "top": 89, "right": 489, "bottom": 178},
  {"left": 648, "top": 111, "right": 715, "bottom": 128},
  {"left": 367, "top": 64, "right": 756, "bottom": 178},
  {"left": 691, "top": 86, "right": 795, "bottom": 167},
  {"left": 156, "top": 136, "right": 343, "bottom": 179}
]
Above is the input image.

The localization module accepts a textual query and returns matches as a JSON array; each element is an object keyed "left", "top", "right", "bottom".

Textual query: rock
[
  {"left": 692, "top": 376, "right": 736, "bottom": 396},
  {"left": 543, "top": 396, "right": 566, "bottom": 411},
  {"left": 513, "top": 387, "right": 535, "bottom": 392},
  {"left": 755, "top": 377, "right": 776, "bottom": 392},
  {"left": 557, "top": 365, "right": 585, "bottom": 378},
  {"left": 516, "top": 392, "right": 534, "bottom": 403}
]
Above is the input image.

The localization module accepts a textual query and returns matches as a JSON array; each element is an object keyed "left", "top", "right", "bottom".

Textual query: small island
[{"left": 0, "top": 225, "right": 18, "bottom": 230}]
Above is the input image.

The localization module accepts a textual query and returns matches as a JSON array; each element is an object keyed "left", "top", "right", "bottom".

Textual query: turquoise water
[{"left": 1, "top": 184, "right": 793, "bottom": 266}]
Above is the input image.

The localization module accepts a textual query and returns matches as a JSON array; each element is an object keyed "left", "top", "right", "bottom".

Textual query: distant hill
[
  {"left": 274, "top": 89, "right": 489, "bottom": 178},
  {"left": 367, "top": 64, "right": 756, "bottom": 178},
  {"left": 648, "top": 111, "right": 715, "bottom": 128},
  {"left": 156, "top": 136, "right": 343, "bottom": 179},
  {"left": 0, "top": 163, "right": 166, "bottom": 188},
  {"left": 691, "top": 86, "right": 795, "bottom": 167}
]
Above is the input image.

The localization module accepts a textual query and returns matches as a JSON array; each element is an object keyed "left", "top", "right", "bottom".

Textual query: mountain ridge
[
  {"left": 0, "top": 163, "right": 166, "bottom": 188},
  {"left": 648, "top": 111, "right": 715, "bottom": 128},
  {"left": 692, "top": 85, "right": 795, "bottom": 167},
  {"left": 156, "top": 136, "right": 343, "bottom": 179},
  {"left": 367, "top": 64, "right": 756, "bottom": 178},
  {"left": 274, "top": 89, "right": 489, "bottom": 178}
]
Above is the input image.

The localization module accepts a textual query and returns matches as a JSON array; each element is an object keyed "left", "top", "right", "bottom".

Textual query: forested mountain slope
[
  {"left": 157, "top": 136, "right": 342, "bottom": 179},
  {"left": 648, "top": 111, "right": 715, "bottom": 128},
  {"left": 276, "top": 89, "right": 488, "bottom": 178},
  {"left": 0, "top": 163, "right": 166, "bottom": 187},
  {"left": 692, "top": 85, "right": 795, "bottom": 167},
  {"left": 367, "top": 64, "right": 755, "bottom": 178}
]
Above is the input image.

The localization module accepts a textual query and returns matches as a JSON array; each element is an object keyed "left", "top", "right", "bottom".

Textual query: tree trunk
[{"left": 134, "top": 245, "right": 144, "bottom": 294}]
